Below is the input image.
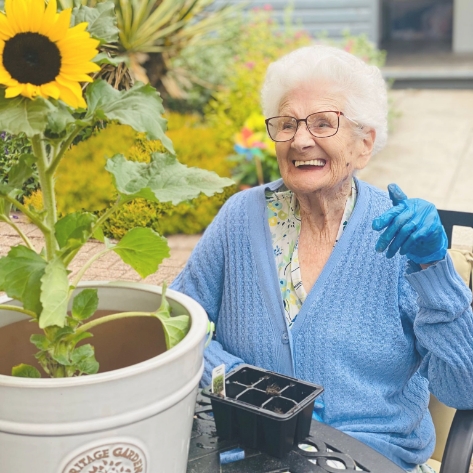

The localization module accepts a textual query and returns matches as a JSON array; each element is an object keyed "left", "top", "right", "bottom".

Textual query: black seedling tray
[{"left": 203, "top": 364, "right": 324, "bottom": 458}]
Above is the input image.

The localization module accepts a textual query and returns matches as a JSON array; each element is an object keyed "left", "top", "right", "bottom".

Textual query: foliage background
[{"left": 11, "top": 3, "right": 391, "bottom": 237}]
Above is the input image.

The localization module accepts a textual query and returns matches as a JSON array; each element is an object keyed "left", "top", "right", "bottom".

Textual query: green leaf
[
  {"left": 113, "top": 227, "right": 170, "bottom": 278},
  {"left": 106, "top": 152, "right": 234, "bottom": 205},
  {"left": 55, "top": 212, "right": 97, "bottom": 249},
  {"left": 71, "top": 344, "right": 94, "bottom": 364},
  {"left": 0, "top": 246, "right": 47, "bottom": 315},
  {"left": 92, "top": 225, "right": 105, "bottom": 243},
  {"left": 72, "top": 289, "right": 98, "bottom": 321},
  {"left": 93, "top": 52, "right": 127, "bottom": 66},
  {"left": 157, "top": 281, "right": 171, "bottom": 319},
  {"left": 39, "top": 258, "right": 70, "bottom": 329},
  {"left": 76, "top": 355, "right": 99, "bottom": 374},
  {"left": 84, "top": 81, "right": 174, "bottom": 153},
  {"left": 47, "top": 101, "right": 75, "bottom": 134},
  {"left": 0, "top": 183, "right": 20, "bottom": 197},
  {"left": 12, "top": 364, "right": 41, "bottom": 378},
  {"left": 153, "top": 283, "right": 190, "bottom": 350},
  {"left": 0, "top": 91, "right": 59, "bottom": 137},
  {"left": 52, "top": 342, "right": 71, "bottom": 366},
  {"left": 8, "top": 154, "right": 36, "bottom": 189},
  {"left": 71, "top": 1, "right": 119, "bottom": 44},
  {"left": 50, "top": 326, "right": 75, "bottom": 342},
  {"left": 157, "top": 314, "right": 190, "bottom": 350},
  {"left": 69, "top": 331, "right": 93, "bottom": 346},
  {"left": 30, "top": 334, "right": 50, "bottom": 350}
]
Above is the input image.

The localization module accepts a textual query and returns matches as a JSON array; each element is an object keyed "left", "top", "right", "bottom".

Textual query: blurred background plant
[
  {"left": 57, "top": 0, "right": 242, "bottom": 102},
  {"left": 0, "top": 132, "right": 37, "bottom": 202},
  {"left": 24, "top": 116, "right": 237, "bottom": 238}
]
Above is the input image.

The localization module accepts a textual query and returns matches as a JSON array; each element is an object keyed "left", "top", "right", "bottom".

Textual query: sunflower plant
[{"left": 0, "top": 0, "right": 233, "bottom": 378}]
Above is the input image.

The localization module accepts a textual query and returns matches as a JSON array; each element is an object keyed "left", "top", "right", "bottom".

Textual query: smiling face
[{"left": 274, "top": 82, "right": 374, "bottom": 200}]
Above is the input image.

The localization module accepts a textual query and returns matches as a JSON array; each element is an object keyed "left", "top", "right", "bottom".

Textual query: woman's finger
[
  {"left": 385, "top": 219, "right": 418, "bottom": 258},
  {"left": 375, "top": 208, "right": 414, "bottom": 253},
  {"left": 387, "top": 183, "right": 408, "bottom": 206},
  {"left": 372, "top": 204, "right": 405, "bottom": 232}
]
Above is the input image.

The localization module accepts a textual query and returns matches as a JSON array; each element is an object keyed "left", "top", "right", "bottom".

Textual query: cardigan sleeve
[
  {"left": 170, "top": 200, "right": 245, "bottom": 387},
  {"left": 401, "top": 254, "right": 473, "bottom": 409}
]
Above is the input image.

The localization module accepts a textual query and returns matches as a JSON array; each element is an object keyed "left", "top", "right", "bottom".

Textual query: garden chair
[{"left": 426, "top": 209, "right": 473, "bottom": 473}]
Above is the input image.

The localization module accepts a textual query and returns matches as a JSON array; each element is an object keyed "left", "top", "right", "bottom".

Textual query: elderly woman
[{"left": 170, "top": 45, "right": 473, "bottom": 473}]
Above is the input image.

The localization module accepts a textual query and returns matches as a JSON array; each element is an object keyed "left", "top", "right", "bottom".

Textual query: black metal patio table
[{"left": 187, "top": 392, "right": 405, "bottom": 473}]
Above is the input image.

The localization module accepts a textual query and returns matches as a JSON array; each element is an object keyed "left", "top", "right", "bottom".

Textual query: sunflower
[{"left": 0, "top": 0, "right": 100, "bottom": 109}]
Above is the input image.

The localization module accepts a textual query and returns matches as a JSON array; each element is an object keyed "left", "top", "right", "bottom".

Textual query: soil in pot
[{"left": 0, "top": 310, "right": 167, "bottom": 376}]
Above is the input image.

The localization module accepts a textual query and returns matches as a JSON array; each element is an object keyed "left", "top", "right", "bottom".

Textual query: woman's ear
[{"left": 355, "top": 128, "right": 376, "bottom": 170}]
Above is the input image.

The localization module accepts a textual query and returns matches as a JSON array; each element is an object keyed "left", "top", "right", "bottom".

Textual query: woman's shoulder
[{"left": 356, "top": 179, "right": 392, "bottom": 214}]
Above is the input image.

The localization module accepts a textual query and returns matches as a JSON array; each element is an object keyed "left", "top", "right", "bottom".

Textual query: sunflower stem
[
  {"left": 0, "top": 214, "right": 37, "bottom": 251},
  {"left": 0, "top": 194, "right": 49, "bottom": 234},
  {"left": 69, "top": 311, "right": 154, "bottom": 339},
  {"left": 70, "top": 247, "right": 112, "bottom": 290},
  {"left": 47, "top": 125, "right": 84, "bottom": 176},
  {"left": 31, "top": 134, "right": 58, "bottom": 260}
]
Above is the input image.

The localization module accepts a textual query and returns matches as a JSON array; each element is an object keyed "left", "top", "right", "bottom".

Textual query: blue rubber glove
[{"left": 372, "top": 183, "right": 448, "bottom": 265}]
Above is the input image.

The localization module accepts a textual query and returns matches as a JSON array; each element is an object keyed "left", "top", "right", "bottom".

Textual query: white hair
[{"left": 261, "top": 44, "right": 388, "bottom": 155}]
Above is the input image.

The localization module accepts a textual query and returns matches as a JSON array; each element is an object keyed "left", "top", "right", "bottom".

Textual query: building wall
[{"left": 213, "top": 0, "right": 380, "bottom": 45}]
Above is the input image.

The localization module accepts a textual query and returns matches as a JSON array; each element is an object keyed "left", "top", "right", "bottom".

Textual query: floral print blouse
[{"left": 265, "top": 180, "right": 357, "bottom": 328}]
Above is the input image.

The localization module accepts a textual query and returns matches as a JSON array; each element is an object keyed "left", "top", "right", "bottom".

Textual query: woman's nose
[{"left": 291, "top": 123, "right": 315, "bottom": 150}]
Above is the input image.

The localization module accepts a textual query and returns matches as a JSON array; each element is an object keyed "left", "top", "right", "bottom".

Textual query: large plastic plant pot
[{"left": 204, "top": 364, "right": 324, "bottom": 458}]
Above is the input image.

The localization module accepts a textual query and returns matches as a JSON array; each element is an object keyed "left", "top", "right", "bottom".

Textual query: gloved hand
[{"left": 372, "top": 183, "right": 448, "bottom": 265}]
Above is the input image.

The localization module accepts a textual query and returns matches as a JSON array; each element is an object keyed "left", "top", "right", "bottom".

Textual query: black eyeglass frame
[{"left": 264, "top": 111, "right": 360, "bottom": 142}]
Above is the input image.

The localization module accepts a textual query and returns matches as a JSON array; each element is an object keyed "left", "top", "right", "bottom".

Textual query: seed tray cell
[{"left": 204, "top": 364, "right": 323, "bottom": 458}]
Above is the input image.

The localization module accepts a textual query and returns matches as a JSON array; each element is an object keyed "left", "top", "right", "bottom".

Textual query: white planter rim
[{"left": 0, "top": 280, "right": 208, "bottom": 388}]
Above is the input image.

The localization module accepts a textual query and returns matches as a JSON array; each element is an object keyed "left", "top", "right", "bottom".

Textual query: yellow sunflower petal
[
  {"left": 40, "top": 82, "right": 60, "bottom": 100},
  {"left": 47, "top": 8, "right": 72, "bottom": 43},
  {"left": 4, "top": 83, "right": 25, "bottom": 99},
  {"left": 66, "top": 22, "right": 88, "bottom": 35},
  {"left": 27, "top": 0, "right": 46, "bottom": 33},
  {"left": 25, "top": 83, "right": 41, "bottom": 99},
  {"left": 4, "top": 0, "right": 21, "bottom": 34},
  {"left": 8, "top": 0, "right": 30, "bottom": 33},
  {"left": 38, "top": 0, "right": 57, "bottom": 36},
  {"left": 59, "top": 72, "right": 94, "bottom": 83},
  {"left": 56, "top": 82, "right": 86, "bottom": 109},
  {"left": 61, "top": 62, "right": 101, "bottom": 75},
  {"left": 0, "top": 12, "right": 16, "bottom": 40},
  {"left": 56, "top": 75, "right": 86, "bottom": 108},
  {"left": 0, "top": 66, "right": 13, "bottom": 84}
]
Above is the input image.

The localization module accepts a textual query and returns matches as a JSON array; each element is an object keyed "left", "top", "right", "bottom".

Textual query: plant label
[{"left": 212, "top": 364, "right": 226, "bottom": 397}]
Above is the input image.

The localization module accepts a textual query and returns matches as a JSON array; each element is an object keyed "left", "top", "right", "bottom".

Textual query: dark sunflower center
[{"left": 3, "top": 32, "right": 61, "bottom": 85}]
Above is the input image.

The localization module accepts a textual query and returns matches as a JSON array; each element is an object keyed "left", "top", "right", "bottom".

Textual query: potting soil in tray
[{"left": 203, "top": 364, "right": 324, "bottom": 458}]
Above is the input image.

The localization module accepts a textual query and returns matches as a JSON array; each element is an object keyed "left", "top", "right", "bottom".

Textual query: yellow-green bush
[
  {"left": 26, "top": 115, "right": 236, "bottom": 237},
  {"left": 55, "top": 123, "right": 137, "bottom": 214},
  {"left": 204, "top": 8, "right": 313, "bottom": 146}
]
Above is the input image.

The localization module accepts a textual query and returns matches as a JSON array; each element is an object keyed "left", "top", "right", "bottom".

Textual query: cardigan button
[{"left": 282, "top": 331, "right": 289, "bottom": 344}]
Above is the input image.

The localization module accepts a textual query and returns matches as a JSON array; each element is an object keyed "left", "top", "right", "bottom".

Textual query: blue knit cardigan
[{"left": 170, "top": 179, "right": 473, "bottom": 470}]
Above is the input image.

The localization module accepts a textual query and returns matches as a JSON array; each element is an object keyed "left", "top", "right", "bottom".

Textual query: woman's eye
[
  {"left": 313, "top": 121, "right": 330, "bottom": 128},
  {"left": 282, "top": 122, "right": 295, "bottom": 130}
]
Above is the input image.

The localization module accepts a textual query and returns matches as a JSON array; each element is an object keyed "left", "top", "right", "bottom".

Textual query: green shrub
[
  {"left": 55, "top": 123, "right": 138, "bottom": 214},
  {"left": 0, "top": 132, "right": 37, "bottom": 201}
]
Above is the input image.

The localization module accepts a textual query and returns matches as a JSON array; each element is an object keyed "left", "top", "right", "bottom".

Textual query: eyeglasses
[{"left": 265, "top": 111, "right": 359, "bottom": 142}]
